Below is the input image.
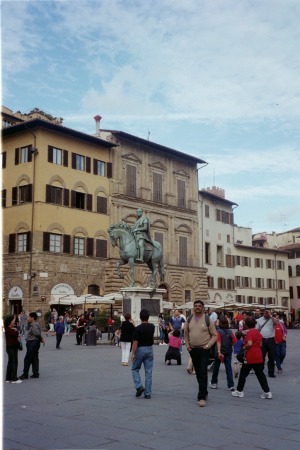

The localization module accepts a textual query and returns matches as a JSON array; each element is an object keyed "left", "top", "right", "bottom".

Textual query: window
[
  {"left": 205, "top": 242, "right": 211, "bottom": 264},
  {"left": 256, "top": 278, "right": 264, "bottom": 288},
  {"left": 15, "top": 146, "right": 32, "bottom": 165},
  {"left": 76, "top": 154, "right": 84, "bottom": 171},
  {"left": 48, "top": 146, "right": 68, "bottom": 166},
  {"left": 71, "top": 190, "right": 92, "bottom": 211},
  {"left": 97, "top": 196, "right": 107, "bottom": 214},
  {"left": 296, "top": 265, "right": 300, "bottom": 276},
  {"left": 46, "top": 185, "right": 69, "bottom": 206},
  {"left": 154, "top": 232, "right": 164, "bottom": 251},
  {"left": 266, "top": 259, "right": 274, "bottom": 269},
  {"left": 297, "top": 286, "right": 300, "bottom": 298},
  {"left": 288, "top": 266, "right": 292, "bottom": 277},
  {"left": 289, "top": 286, "right": 294, "bottom": 299},
  {"left": 255, "top": 258, "right": 263, "bottom": 268},
  {"left": 277, "top": 260, "right": 285, "bottom": 270},
  {"left": 247, "top": 296, "right": 255, "bottom": 304},
  {"left": 179, "top": 236, "right": 187, "bottom": 266},
  {"left": 226, "top": 254, "right": 234, "bottom": 268},
  {"left": 235, "top": 255, "right": 241, "bottom": 266},
  {"left": 126, "top": 164, "right": 137, "bottom": 197},
  {"left": 236, "top": 295, "right": 245, "bottom": 303},
  {"left": 205, "top": 205, "right": 209, "bottom": 218},
  {"left": 153, "top": 172, "right": 162, "bottom": 203},
  {"left": 88, "top": 284, "right": 100, "bottom": 295},
  {"left": 74, "top": 237, "right": 85, "bottom": 256},
  {"left": 267, "top": 297, "right": 275, "bottom": 305},
  {"left": 1, "top": 152, "right": 6, "bottom": 169},
  {"left": 184, "top": 290, "right": 191, "bottom": 302},
  {"left": 72, "top": 153, "right": 90, "bottom": 172},
  {"left": 267, "top": 279, "right": 275, "bottom": 289},
  {"left": 227, "top": 279, "right": 235, "bottom": 290},
  {"left": 227, "top": 234, "right": 230, "bottom": 243},
  {"left": 258, "top": 297, "right": 264, "bottom": 305},
  {"left": 96, "top": 239, "right": 107, "bottom": 258},
  {"left": 243, "top": 256, "right": 251, "bottom": 267},
  {"left": 216, "top": 209, "right": 234, "bottom": 224},
  {"left": 9, "top": 232, "right": 31, "bottom": 253},
  {"left": 243, "top": 277, "right": 252, "bottom": 288},
  {"left": 2, "top": 189, "right": 6, "bottom": 208},
  {"left": 94, "top": 159, "right": 105, "bottom": 176},
  {"left": 177, "top": 179, "right": 186, "bottom": 208},
  {"left": 277, "top": 280, "right": 285, "bottom": 290},
  {"left": 218, "top": 277, "right": 226, "bottom": 289},
  {"left": 217, "top": 245, "right": 223, "bottom": 266},
  {"left": 12, "top": 184, "right": 33, "bottom": 205},
  {"left": 207, "top": 276, "right": 214, "bottom": 288},
  {"left": 43, "top": 232, "right": 70, "bottom": 254},
  {"left": 50, "top": 234, "right": 62, "bottom": 253},
  {"left": 235, "top": 276, "right": 241, "bottom": 287}
]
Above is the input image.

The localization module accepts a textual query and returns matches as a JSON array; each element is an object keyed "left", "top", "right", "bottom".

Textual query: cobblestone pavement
[{"left": 2, "top": 330, "right": 300, "bottom": 450}]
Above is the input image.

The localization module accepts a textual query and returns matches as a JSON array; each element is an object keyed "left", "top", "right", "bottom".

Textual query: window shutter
[
  {"left": 27, "top": 184, "right": 33, "bottom": 202},
  {"left": 9, "top": 234, "right": 16, "bottom": 253},
  {"left": 153, "top": 172, "right": 162, "bottom": 202},
  {"left": 97, "top": 197, "right": 107, "bottom": 214},
  {"left": 86, "top": 238, "right": 94, "bottom": 256},
  {"left": 216, "top": 209, "right": 221, "bottom": 221},
  {"left": 63, "top": 150, "right": 68, "bottom": 167},
  {"left": 2, "top": 189, "right": 7, "bottom": 208},
  {"left": 63, "top": 189, "right": 69, "bottom": 206},
  {"left": 12, "top": 187, "right": 18, "bottom": 205},
  {"left": 71, "top": 190, "right": 76, "bottom": 208},
  {"left": 93, "top": 159, "right": 97, "bottom": 175},
  {"left": 72, "top": 153, "right": 76, "bottom": 169},
  {"left": 179, "top": 236, "right": 187, "bottom": 266},
  {"left": 26, "top": 232, "right": 31, "bottom": 252},
  {"left": 48, "top": 146, "right": 53, "bottom": 163},
  {"left": 28, "top": 146, "right": 32, "bottom": 163},
  {"left": 43, "top": 232, "right": 50, "bottom": 251},
  {"left": 63, "top": 235, "right": 71, "bottom": 253},
  {"left": 177, "top": 179, "right": 186, "bottom": 208},
  {"left": 46, "top": 185, "right": 52, "bottom": 203},
  {"left": 126, "top": 165, "right": 136, "bottom": 196},
  {"left": 86, "top": 157, "right": 91, "bottom": 173},
  {"left": 96, "top": 239, "right": 107, "bottom": 258},
  {"left": 15, "top": 148, "right": 19, "bottom": 165},
  {"left": 86, "top": 194, "right": 92, "bottom": 211},
  {"left": 107, "top": 162, "right": 112, "bottom": 178},
  {"left": 2, "top": 152, "right": 6, "bottom": 169}
]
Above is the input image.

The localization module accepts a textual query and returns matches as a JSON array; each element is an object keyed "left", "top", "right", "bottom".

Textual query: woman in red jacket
[
  {"left": 232, "top": 316, "right": 272, "bottom": 399},
  {"left": 5, "top": 315, "right": 22, "bottom": 383}
]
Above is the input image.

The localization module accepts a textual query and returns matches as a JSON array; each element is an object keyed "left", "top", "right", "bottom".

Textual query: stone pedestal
[{"left": 120, "top": 287, "right": 166, "bottom": 332}]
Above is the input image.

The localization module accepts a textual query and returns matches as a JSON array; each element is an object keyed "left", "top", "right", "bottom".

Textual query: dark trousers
[
  {"left": 6, "top": 346, "right": 19, "bottom": 381},
  {"left": 237, "top": 363, "right": 270, "bottom": 393},
  {"left": 165, "top": 346, "right": 182, "bottom": 365},
  {"left": 76, "top": 328, "right": 85, "bottom": 345},
  {"left": 23, "top": 340, "right": 40, "bottom": 376},
  {"left": 275, "top": 341, "right": 286, "bottom": 369},
  {"left": 211, "top": 353, "right": 234, "bottom": 388},
  {"left": 56, "top": 334, "right": 63, "bottom": 348},
  {"left": 190, "top": 348, "right": 210, "bottom": 401},
  {"left": 262, "top": 337, "right": 276, "bottom": 376}
]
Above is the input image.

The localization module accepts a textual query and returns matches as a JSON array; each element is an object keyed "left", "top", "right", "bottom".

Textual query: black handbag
[{"left": 236, "top": 345, "right": 245, "bottom": 363}]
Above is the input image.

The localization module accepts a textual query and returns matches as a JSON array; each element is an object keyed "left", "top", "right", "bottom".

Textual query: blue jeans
[
  {"left": 211, "top": 353, "right": 234, "bottom": 388},
  {"left": 23, "top": 340, "right": 40, "bottom": 377},
  {"left": 159, "top": 328, "right": 165, "bottom": 341},
  {"left": 189, "top": 347, "right": 210, "bottom": 401},
  {"left": 131, "top": 346, "right": 153, "bottom": 396},
  {"left": 275, "top": 341, "right": 286, "bottom": 369}
]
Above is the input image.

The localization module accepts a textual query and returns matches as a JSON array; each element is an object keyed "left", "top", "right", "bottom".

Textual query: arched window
[{"left": 88, "top": 285, "right": 100, "bottom": 296}]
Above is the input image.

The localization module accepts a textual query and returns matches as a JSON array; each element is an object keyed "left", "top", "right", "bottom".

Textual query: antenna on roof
[{"left": 147, "top": 130, "right": 150, "bottom": 141}]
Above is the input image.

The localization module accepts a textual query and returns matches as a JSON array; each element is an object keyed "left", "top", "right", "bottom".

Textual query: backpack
[{"left": 218, "top": 329, "right": 233, "bottom": 355}]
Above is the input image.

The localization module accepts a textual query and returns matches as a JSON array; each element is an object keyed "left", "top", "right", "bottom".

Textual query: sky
[{"left": 2, "top": 0, "right": 300, "bottom": 234}]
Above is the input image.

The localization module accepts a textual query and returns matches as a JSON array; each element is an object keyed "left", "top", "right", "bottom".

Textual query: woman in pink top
[
  {"left": 232, "top": 317, "right": 272, "bottom": 400},
  {"left": 165, "top": 329, "right": 182, "bottom": 365}
]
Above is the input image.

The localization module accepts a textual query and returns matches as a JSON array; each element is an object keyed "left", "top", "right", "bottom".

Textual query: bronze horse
[{"left": 108, "top": 222, "right": 164, "bottom": 288}]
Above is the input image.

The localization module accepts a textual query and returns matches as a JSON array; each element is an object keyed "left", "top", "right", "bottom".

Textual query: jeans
[
  {"left": 6, "top": 346, "right": 19, "bottom": 381},
  {"left": 237, "top": 363, "right": 270, "bottom": 393},
  {"left": 261, "top": 337, "right": 276, "bottom": 376},
  {"left": 189, "top": 347, "right": 210, "bottom": 401},
  {"left": 64, "top": 324, "right": 71, "bottom": 335},
  {"left": 131, "top": 346, "right": 153, "bottom": 396},
  {"left": 159, "top": 328, "right": 165, "bottom": 342},
  {"left": 211, "top": 353, "right": 234, "bottom": 388},
  {"left": 23, "top": 340, "right": 40, "bottom": 376},
  {"left": 121, "top": 341, "right": 131, "bottom": 363},
  {"left": 275, "top": 341, "right": 286, "bottom": 369}
]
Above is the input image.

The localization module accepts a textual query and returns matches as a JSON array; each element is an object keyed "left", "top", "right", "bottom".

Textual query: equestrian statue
[{"left": 108, "top": 208, "right": 164, "bottom": 288}]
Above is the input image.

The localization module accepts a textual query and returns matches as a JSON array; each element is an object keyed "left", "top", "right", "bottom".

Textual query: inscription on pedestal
[
  {"left": 141, "top": 298, "right": 160, "bottom": 316},
  {"left": 123, "top": 297, "right": 131, "bottom": 315}
]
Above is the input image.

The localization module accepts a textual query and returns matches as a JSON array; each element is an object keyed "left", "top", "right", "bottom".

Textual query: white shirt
[{"left": 255, "top": 316, "right": 275, "bottom": 338}]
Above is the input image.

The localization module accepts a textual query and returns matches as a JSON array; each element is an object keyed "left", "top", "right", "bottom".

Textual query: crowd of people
[{"left": 4, "top": 304, "right": 288, "bottom": 407}]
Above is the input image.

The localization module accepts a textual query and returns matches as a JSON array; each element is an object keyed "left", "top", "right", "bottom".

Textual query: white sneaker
[
  {"left": 261, "top": 392, "right": 272, "bottom": 399},
  {"left": 11, "top": 380, "right": 22, "bottom": 384},
  {"left": 159, "top": 343, "right": 163, "bottom": 345},
  {"left": 5, "top": 381, "right": 10, "bottom": 383},
  {"left": 232, "top": 390, "right": 244, "bottom": 398},
  {"left": 209, "top": 383, "right": 217, "bottom": 389}
]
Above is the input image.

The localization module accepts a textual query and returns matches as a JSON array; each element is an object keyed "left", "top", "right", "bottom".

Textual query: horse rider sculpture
[{"left": 131, "top": 208, "right": 154, "bottom": 262}]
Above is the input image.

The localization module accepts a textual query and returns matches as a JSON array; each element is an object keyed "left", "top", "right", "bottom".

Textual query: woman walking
[
  {"left": 5, "top": 315, "right": 22, "bottom": 383},
  {"left": 232, "top": 317, "right": 272, "bottom": 399},
  {"left": 120, "top": 313, "right": 135, "bottom": 366}
]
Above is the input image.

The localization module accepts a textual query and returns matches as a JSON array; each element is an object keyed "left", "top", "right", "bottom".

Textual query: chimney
[{"left": 94, "top": 115, "right": 102, "bottom": 136}]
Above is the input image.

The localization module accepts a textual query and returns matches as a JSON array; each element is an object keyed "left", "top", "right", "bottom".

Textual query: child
[
  {"left": 233, "top": 331, "right": 244, "bottom": 378},
  {"left": 165, "top": 329, "right": 182, "bottom": 365},
  {"left": 114, "top": 327, "right": 121, "bottom": 347},
  {"left": 54, "top": 316, "right": 65, "bottom": 349}
]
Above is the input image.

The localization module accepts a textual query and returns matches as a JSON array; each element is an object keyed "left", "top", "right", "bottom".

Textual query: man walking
[
  {"left": 19, "top": 312, "right": 44, "bottom": 380},
  {"left": 256, "top": 309, "right": 278, "bottom": 378},
  {"left": 131, "top": 309, "right": 155, "bottom": 399},
  {"left": 184, "top": 300, "right": 217, "bottom": 407}
]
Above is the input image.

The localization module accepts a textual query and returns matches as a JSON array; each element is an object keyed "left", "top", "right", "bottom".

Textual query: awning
[
  {"left": 49, "top": 292, "right": 123, "bottom": 306},
  {"left": 162, "top": 301, "right": 174, "bottom": 309}
]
